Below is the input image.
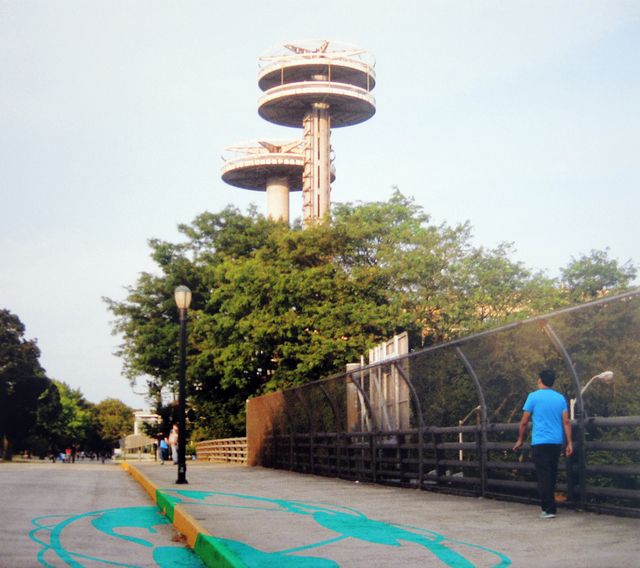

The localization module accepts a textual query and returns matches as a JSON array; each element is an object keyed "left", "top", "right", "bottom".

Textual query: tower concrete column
[
  {"left": 266, "top": 176, "right": 290, "bottom": 221},
  {"left": 303, "top": 102, "right": 331, "bottom": 225}
]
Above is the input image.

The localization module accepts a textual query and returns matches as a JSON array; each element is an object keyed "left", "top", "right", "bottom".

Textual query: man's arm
[
  {"left": 513, "top": 411, "right": 531, "bottom": 451},
  {"left": 562, "top": 409, "right": 573, "bottom": 456}
]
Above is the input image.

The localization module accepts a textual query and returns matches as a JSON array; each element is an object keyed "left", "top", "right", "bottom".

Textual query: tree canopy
[
  {"left": 0, "top": 309, "right": 135, "bottom": 459},
  {"left": 106, "top": 191, "right": 636, "bottom": 440},
  {"left": 93, "top": 398, "right": 135, "bottom": 448},
  {"left": 0, "top": 309, "right": 51, "bottom": 459},
  {"left": 561, "top": 248, "right": 637, "bottom": 302}
]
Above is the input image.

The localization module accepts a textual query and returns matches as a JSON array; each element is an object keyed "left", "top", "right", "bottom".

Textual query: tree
[
  {"left": 51, "top": 381, "right": 95, "bottom": 452},
  {"left": 93, "top": 398, "right": 134, "bottom": 448},
  {"left": 0, "top": 309, "right": 52, "bottom": 460},
  {"left": 107, "top": 193, "right": 573, "bottom": 439},
  {"left": 560, "top": 248, "right": 637, "bottom": 302},
  {"left": 29, "top": 380, "right": 64, "bottom": 457}
]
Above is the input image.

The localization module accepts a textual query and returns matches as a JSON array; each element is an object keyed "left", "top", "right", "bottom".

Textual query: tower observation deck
[
  {"left": 258, "top": 40, "right": 376, "bottom": 225},
  {"left": 221, "top": 140, "right": 303, "bottom": 222},
  {"left": 221, "top": 40, "right": 375, "bottom": 225}
]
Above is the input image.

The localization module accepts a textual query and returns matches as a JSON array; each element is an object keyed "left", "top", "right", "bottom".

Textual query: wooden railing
[{"left": 196, "top": 437, "right": 247, "bottom": 464}]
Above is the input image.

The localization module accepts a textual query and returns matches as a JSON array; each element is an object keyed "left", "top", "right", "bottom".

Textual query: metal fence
[{"left": 247, "top": 289, "right": 640, "bottom": 517}]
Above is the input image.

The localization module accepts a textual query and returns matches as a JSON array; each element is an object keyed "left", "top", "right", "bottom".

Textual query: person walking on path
[
  {"left": 159, "top": 436, "right": 169, "bottom": 464},
  {"left": 513, "top": 369, "right": 573, "bottom": 519},
  {"left": 168, "top": 424, "right": 179, "bottom": 465}
]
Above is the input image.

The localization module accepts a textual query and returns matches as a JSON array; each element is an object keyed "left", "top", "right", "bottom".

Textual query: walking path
[{"left": 123, "top": 461, "right": 640, "bottom": 567}]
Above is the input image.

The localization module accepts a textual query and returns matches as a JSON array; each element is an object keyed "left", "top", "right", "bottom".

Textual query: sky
[{"left": 1, "top": 1, "right": 639, "bottom": 409}]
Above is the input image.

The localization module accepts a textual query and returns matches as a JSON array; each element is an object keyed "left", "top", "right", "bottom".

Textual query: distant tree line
[
  {"left": 0, "top": 308, "right": 133, "bottom": 461},
  {"left": 105, "top": 191, "right": 637, "bottom": 441}
]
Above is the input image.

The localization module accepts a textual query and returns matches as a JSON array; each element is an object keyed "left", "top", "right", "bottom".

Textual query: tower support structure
[
  {"left": 221, "top": 40, "right": 376, "bottom": 226},
  {"left": 303, "top": 102, "right": 332, "bottom": 222}
]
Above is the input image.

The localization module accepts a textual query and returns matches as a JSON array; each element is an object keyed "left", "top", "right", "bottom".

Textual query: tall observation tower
[{"left": 221, "top": 40, "right": 376, "bottom": 225}]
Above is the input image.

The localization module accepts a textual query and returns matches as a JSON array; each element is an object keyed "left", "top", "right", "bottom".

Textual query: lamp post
[
  {"left": 174, "top": 285, "right": 192, "bottom": 484},
  {"left": 570, "top": 371, "right": 614, "bottom": 420}
]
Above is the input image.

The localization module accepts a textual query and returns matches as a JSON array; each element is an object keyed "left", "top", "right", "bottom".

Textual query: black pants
[{"left": 532, "top": 444, "right": 562, "bottom": 513}]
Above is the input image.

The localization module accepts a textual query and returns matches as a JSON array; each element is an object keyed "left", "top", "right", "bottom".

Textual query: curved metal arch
[
  {"left": 347, "top": 370, "right": 377, "bottom": 432},
  {"left": 541, "top": 322, "right": 583, "bottom": 415},
  {"left": 454, "top": 346, "right": 488, "bottom": 425},
  {"left": 541, "top": 322, "right": 585, "bottom": 507},
  {"left": 454, "top": 346, "right": 489, "bottom": 497},
  {"left": 390, "top": 360, "right": 425, "bottom": 429},
  {"left": 391, "top": 359, "right": 427, "bottom": 489},
  {"left": 318, "top": 383, "right": 341, "bottom": 432}
]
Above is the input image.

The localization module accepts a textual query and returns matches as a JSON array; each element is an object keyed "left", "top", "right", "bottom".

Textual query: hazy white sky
[{"left": 1, "top": 1, "right": 638, "bottom": 408}]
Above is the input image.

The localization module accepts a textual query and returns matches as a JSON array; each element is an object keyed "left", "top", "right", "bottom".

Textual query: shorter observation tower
[
  {"left": 221, "top": 140, "right": 305, "bottom": 222},
  {"left": 257, "top": 40, "right": 376, "bottom": 225}
]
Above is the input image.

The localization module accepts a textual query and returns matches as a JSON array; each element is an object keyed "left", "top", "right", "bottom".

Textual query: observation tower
[
  {"left": 220, "top": 40, "right": 375, "bottom": 225},
  {"left": 221, "top": 140, "right": 304, "bottom": 222},
  {"left": 258, "top": 40, "right": 376, "bottom": 225}
]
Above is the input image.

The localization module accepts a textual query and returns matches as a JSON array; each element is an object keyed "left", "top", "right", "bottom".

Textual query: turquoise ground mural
[
  {"left": 159, "top": 489, "right": 512, "bottom": 567},
  {"left": 30, "top": 506, "right": 204, "bottom": 567},
  {"left": 30, "top": 489, "right": 511, "bottom": 567}
]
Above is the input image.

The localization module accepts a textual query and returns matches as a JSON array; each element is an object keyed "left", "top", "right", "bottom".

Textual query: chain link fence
[{"left": 247, "top": 289, "right": 640, "bottom": 516}]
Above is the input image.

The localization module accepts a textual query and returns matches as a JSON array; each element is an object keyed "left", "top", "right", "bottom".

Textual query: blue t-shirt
[{"left": 523, "top": 389, "right": 567, "bottom": 445}]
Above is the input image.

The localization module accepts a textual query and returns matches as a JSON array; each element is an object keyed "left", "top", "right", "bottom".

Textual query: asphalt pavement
[
  {"left": 124, "top": 461, "right": 640, "bottom": 568},
  {"left": 0, "top": 460, "right": 204, "bottom": 567}
]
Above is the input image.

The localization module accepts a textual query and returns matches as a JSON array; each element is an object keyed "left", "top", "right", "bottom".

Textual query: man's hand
[
  {"left": 565, "top": 441, "right": 573, "bottom": 457},
  {"left": 513, "top": 411, "right": 530, "bottom": 452}
]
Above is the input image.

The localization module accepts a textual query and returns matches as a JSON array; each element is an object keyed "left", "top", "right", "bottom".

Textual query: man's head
[{"left": 538, "top": 369, "right": 556, "bottom": 387}]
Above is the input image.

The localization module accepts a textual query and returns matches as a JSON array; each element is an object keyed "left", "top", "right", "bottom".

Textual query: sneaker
[{"left": 540, "top": 512, "right": 556, "bottom": 519}]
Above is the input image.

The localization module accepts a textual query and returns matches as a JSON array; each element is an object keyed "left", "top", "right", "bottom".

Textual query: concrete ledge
[{"left": 121, "top": 463, "right": 246, "bottom": 568}]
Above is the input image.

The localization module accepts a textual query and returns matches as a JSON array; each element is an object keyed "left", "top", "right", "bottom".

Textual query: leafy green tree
[
  {"left": 107, "top": 192, "right": 637, "bottom": 440},
  {"left": 28, "top": 380, "right": 64, "bottom": 457},
  {"left": 331, "top": 193, "right": 565, "bottom": 345},
  {"left": 51, "top": 380, "right": 95, "bottom": 452},
  {"left": 560, "top": 248, "right": 637, "bottom": 302},
  {"left": 0, "top": 309, "right": 52, "bottom": 460},
  {"left": 93, "top": 398, "right": 134, "bottom": 448},
  {"left": 107, "top": 195, "right": 562, "bottom": 439}
]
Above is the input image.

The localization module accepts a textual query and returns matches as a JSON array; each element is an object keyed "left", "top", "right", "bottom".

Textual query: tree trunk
[{"left": 2, "top": 434, "right": 12, "bottom": 461}]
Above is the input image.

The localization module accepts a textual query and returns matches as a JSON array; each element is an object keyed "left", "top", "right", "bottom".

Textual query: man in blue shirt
[{"left": 513, "top": 369, "right": 573, "bottom": 518}]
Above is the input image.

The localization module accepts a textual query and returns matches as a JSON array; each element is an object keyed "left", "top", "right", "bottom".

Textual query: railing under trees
[
  {"left": 247, "top": 289, "right": 640, "bottom": 517},
  {"left": 196, "top": 437, "right": 247, "bottom": 464}
]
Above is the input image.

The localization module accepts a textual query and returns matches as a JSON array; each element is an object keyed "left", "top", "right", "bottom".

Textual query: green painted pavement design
[
  {"left": 157, "top": 488, "right": 513, "bottom": 568},
  {"left": 30, "top": 507, "right": 204, "bottom": 567},
  {"left": 29, "top": 486, "right": 513, "bottom": 567}
]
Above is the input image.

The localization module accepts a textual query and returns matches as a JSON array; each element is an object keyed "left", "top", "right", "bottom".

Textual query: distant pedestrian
[
  {"left": 168, "top": 424, "right": 179, "bottom": 464},
  {"left": 513, "top": 369, "right": 573, "bottom": 518},
  {"left": 159, "top": 437, "right": 169, "bottom": 464}
]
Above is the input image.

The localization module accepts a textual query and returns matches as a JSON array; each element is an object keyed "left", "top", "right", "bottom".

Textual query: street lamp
[
  {"left": 570, "top": 370, "right": 614, "bottom": 420},
  {"left": 174, "top": 285, "right": 192, "bottom": 484}
]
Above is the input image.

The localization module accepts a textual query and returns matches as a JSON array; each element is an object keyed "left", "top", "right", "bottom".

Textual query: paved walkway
[
  {"left": 123, "top": 461, "right": 640, "bottom": 567},
  {"left": 0, "top": 461, "right": 203, "bottom": 567}
]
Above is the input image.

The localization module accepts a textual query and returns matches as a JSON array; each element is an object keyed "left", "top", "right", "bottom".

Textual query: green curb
[
  {"left": 195, "top": 534, "right": 248, "bottom": 568},
  {"left": 123, "top": 463, "right": 247, "bottom": 568},
  {"left": 156, "top": 488, "right": 179, "bottom": 523}
]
